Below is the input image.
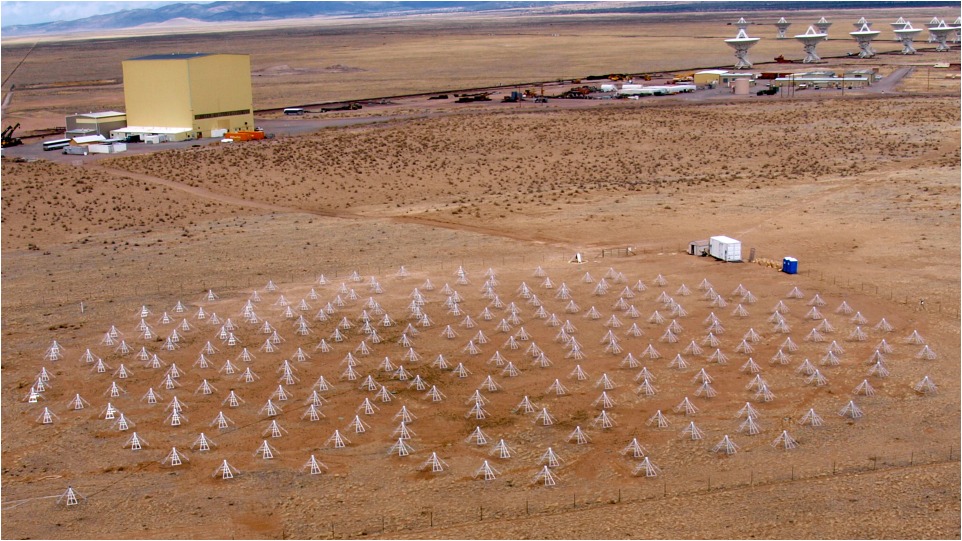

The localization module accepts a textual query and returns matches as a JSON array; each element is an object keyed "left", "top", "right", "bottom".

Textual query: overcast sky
[{"left": 1, "top": 1, "right": 206, "bottom": 26}]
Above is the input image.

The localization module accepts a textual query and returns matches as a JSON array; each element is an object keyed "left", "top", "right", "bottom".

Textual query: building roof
[
  {"left": 71, "top": 135, "right": 107, "bottom": 144},
  {"left": 774, "top": 76, "right": 869, "bottom": 82},
  {"left": 696, "top": 70, "right": 729, "bottom": 75},
  {"left": 127, "top": 53, "right": 214, "bottom": 61},
  {"left": 111, "top": 126, "right": 193, "bottom": 134},
  {"left": 74, "top": 111, "right": 126, "bottom": 119},
  {"left": 711, "top": 235, "right": 740, "bottom": 244}
]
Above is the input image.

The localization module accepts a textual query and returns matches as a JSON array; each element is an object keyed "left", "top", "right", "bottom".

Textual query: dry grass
[
  {"left": 107, "top": 98, "right": 959, "bottom": 221},
  {"left": 0, "top": 160, "right": 245, "bottom": 250}
]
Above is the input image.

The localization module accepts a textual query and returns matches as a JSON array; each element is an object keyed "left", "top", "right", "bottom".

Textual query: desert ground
[{"left": 1, "top": 7, "right": 960, "bottom": 540}]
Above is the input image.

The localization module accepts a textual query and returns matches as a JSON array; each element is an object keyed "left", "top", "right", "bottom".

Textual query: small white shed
[{"left": 709, "top": 236, "right": 742, "bottom": 262}]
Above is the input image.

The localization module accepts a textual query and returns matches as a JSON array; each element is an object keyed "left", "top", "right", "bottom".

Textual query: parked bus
[
  {"left": 42, "top": 138, "right": 71, "bottom": 151},
  {"left": 283, "top": 108, "right": 307, "bottom": 115}
]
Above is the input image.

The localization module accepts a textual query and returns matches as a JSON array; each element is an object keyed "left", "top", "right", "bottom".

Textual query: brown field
[
  {"left": 2, "top": 7, "right": 960, "bottom": 540},
  {"left": 2, "top": 6, "right": 960, "bottom": 131}
]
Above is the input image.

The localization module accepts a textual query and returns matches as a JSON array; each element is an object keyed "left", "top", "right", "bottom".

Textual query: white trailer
[
  {"left": 62, "top": 146, "right": 88, "bottom": 156},
  {"left": 88, "top": 142, "right": 127, "bottom": 154},
  {"left": 666, "top": 84, "right": 696, "bottom": 93},
  {"left": 709, "top": 236, "right": 742, "bottom": 262}
]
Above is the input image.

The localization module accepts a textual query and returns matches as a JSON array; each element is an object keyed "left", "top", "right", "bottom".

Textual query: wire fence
[
  {"left": 3, "top": 445, "right": 956, "bottom": 538},
  {"left": 315, "top": 446, "right": 959, "bottom": 539}
]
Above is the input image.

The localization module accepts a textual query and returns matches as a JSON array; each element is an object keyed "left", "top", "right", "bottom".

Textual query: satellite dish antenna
[
  {"left": 954, "top": 17, "right": 962, "bottom": 44},
  {"left": 725, "top": 29, "right": 760, "bottom": 69},
  {"left": 735, "top": 17, "right": 750, "bottom": 31},
  {"left": 928, "top": 20, "right": 959, "bottom": 51},
  {"left": 891, "top": 17, "right": 910, "bottom": 41},
  {"left": 850, "top": 22, "right": 881, "bottom": 58},
  {"left": 795, "top": 25, "right": 828, "bottom": 63},
  {"left": 814, "top": 16, "right": 832, "bottom": 38},
  {"left": 925, "top": 17, "right": 942, "bottom": 42},
  {"left": 853, "top": 17, "right": 872, "bottom": 30},
  {"left": 775, "top": 17, "right": 791, "bottom": 39},
  {"left": 893, "top": 21, "right": 923, "bottom": 54}
]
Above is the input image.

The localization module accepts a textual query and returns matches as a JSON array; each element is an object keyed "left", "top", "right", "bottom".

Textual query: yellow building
[
  {"left": 693, "top": 70, "right": 728, "bottom": 86},
  {"left": 116, "top": 53, "right": 253, "bottom": 141}
]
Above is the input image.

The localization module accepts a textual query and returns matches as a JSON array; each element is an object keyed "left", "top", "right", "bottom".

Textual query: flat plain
[{"left": 1, "top": 6, "right": 960, "bottom": 539}]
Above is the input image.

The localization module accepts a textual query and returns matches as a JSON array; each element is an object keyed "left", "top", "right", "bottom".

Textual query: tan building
[
  {"left": 115, "top": 53, "right": 253, "bottom": 141},
  {"left": 694, "top": 70, "right": 756, "bottom": 87},
  {"left": 65, "top": 111, "right": 127, "bottom": 138},
  {"left": 693, "top": 70, "right": 728, "bottom": 86}
]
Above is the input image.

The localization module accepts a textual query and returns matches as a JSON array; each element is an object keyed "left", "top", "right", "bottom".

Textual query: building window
[{"left": 194, "top": 109, "right": 251, "bottom": 120}]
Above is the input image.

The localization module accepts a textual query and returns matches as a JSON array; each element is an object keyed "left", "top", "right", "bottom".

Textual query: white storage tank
[{"left": 709, "top": 236, "right": 742, "bottom": 262}]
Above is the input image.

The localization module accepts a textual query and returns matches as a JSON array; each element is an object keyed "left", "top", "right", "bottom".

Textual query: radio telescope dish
[
  {"left": 775, "top": 17, "right": 791, "bottom": 39},
  {"left": 926, "top": 17, "right": 942, "bottom": 42},
  {"left": 725, "top": 28, "right": 761, "bottom": 69},
  {"left": 853, "top": 17, "right": 872, "bottom": 30},
  {"left": 850, "top": 22, "right": 881, "bottom": 58},
  {"left": 893, "top": 21, "right": 923, "bottom": 54},
  {"left": 891, "top": 17, "right": 910, "bottom": 41},
  {"left": 928, "top": 19, "right": 960, "bottom": 51},
  {"left": 735, "top": 17, "right": 750, "bottom": 31},
  {"left": 814, "top": 16, "right": 832, "bottom": 38},
  {"left": 795, "top": 25, "right": 828, "bottom": 63}
]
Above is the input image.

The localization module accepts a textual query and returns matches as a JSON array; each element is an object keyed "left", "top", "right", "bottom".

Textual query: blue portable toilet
[{"left": 782, "top": 257, "right": 798, "bottom": 274}]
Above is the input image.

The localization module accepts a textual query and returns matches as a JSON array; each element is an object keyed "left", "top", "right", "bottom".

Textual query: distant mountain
[
  {"left": 563, "top": 0, "right": 960, "bottom": 15},
  {"left": 2, "top": 0, "right": 957, "bottom": 37},
  {"left": 0, "top": 1, "right": 548, "bottom": 36}
]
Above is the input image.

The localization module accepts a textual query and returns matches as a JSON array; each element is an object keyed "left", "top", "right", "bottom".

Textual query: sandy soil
[{"left": 1, "top": 9, "right": 960, "bottom": 541}]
